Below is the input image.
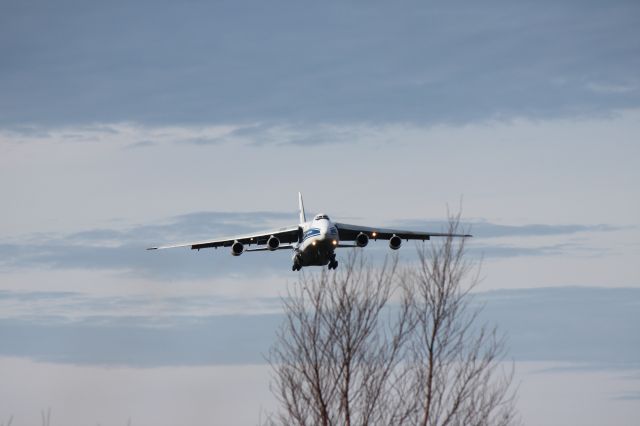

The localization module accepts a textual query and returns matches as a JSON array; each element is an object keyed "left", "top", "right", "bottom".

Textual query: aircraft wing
[
  {"left": 334, "top": 222, "right": 471, "bottom": 242},
  {"left": 147, "top": 225, "right": 300, "bottom": 250}
]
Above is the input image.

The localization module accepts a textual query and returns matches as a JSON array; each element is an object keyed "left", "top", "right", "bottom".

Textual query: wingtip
[{"left": 146, "top": 247, "right": 158, "bottom": 250}]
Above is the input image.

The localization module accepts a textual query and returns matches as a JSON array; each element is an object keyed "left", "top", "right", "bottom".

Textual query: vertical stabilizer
[{"left": 298, "top": 192, "right": 306, "bottom": 224}]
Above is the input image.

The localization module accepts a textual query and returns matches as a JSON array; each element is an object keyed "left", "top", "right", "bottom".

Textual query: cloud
[
  {"left": 474, "top": 287, "right": 640, "bottom": 365},
  {"left": 587, "top": 82, "right": 639, "bottom": 95},
  {"left": 469, "top": 243, "right": 573, "bottom": 258},
  {"left": 0, "top": 314, "right": 282, "bottom": 366},
  {"left": 0, "top": 122, "right": 235, "bottom": 147},
  {"left": 0, "top": 211, "right": 300, "bottom": 279},
  {"left": 124, "top": 140, "right": 157, "bottom": 149},
  {"left": 393, "top": 220, "right": 621, "bottom": 239},
  {"left": 0, "top": 120, "right": 364, "bottom": 148},
  {"left": 1, "top": 286, "right": 638, "bottom": 367},
  {"left": 176, "top": 123, "right": 367, "bottom": 147},
  {"left": 181, "top": 137, "right": 224, "bottom": 146},
  {"left": 1, "top": 1, "right": 638, "bottom": 127},
  {"left": 0, "top": 290, "right": 77, "bottom": 302},
  {"left": 611, "top": 391, "right": 640, "bottom": 401},
  {"left": 0, "top": 289, "right": 283, "bottom": 320},
  {"left": 61, "top": 211, "right": 295, "bottom": 246},
  {"left": 0, "top": 212, "right": 619, "bottom": 279}
]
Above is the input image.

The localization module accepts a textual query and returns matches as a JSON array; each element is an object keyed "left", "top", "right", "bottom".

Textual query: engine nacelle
[
  {"left": 356, "top": 232, "right": 369, "bottom": 248},
  {"left": 389, "top": 235, "right": 402, "bottom": 250},
  {"left": 231, "top": 241, "right": 244, "bottom": 256},
  {"left": 267, "top": 235, "right": 280, "bottom": 251}
]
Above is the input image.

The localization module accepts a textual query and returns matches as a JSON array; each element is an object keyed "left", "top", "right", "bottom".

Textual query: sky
[{"left": 1, "top": 0, "right": 639, "bottom": 425}]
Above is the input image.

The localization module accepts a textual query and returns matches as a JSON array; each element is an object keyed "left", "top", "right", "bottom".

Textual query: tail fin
[{"left": 298, "top": 192, "right": 306, "bottom": 224}]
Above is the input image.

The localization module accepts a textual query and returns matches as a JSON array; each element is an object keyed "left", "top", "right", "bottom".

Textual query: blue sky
[{"left": 1, "top": 1, "right": 639, "bottom": 425}]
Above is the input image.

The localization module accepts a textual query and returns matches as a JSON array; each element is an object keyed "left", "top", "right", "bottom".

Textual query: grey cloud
[
  {"left": 363, "top": 241, "right": 582, "bottom": 260},
  {"left": 0, "top": 215, "right": 618, "bottom": 278},
  {"left": 393, "top": 220, "right": 620, "bottom": 238},
  {"left": 0, "top": 290, "right": 283, "bottom": 319},
  {"left": 67, "top": 211, "right": 295, "bottom": 244},
  {"left": 2, "top": 286, "right": 638, "bottom": 367},
  {"left": 124, "top": 140, "right": 157, "bottom": 149},
  {"left": 280, "top": 128, "right": 359, "bottom": 147},
  {"left": 0, "top": 241, "right": 293, "bottom": 280},
  {"left": 528, "top": 364, "right": 640, "bottom": 374},
  {"left": 468, "top": 243, "right": 572, "bottom": 258},
  {"left": 181, "top": 137, "right": 224, "bottom": 146},
  {"left": 1, "top": 1, "right": 638, "bottom": 128},
  {"left": 0, "top": 211, "right": 298, "bottom": 279},
  {"left": 0, "top": 314, "right": 282, "bottom": 366},
  {"left": 180, "top": 123, "right": 360, "bottom": 147},
  {"left": 179, "top": 124, "right": 270, "bottom": 146},
  {"left": 474, "top": 287, "right": 640, "bottom": 365},
  {"left": 611, "top": 391, "right": 640, "bottom": 401},
  {"left": 587, "top": 81, "right": 639, "bottom": 95},
  {"left": 0, "top": 290, "right": 78, "bottom": 302}
]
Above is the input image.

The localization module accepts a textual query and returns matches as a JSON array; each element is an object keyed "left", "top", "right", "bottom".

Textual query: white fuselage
[{"left": 294, "top": 214, "right": 339, "bottom": 266}]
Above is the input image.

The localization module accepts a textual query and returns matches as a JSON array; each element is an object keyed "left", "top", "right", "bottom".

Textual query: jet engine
[
  {"left": 355, "top": 232, "right": 369, "bottom": 248},
  {"left": 231, "top": 241, "right": 244, "bottom": 256},
  {"left": 389, "top": 235, "right": 402, "bottom": 250},
  {"left": 267, "top": 236, "right": 280, "bottom": 251}
]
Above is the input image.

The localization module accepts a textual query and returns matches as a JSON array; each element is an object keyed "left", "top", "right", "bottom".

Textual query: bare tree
[
  {"left": 403, "top": 213, "right": 518, "bottom": 426},
  {"left": 267, "top": 254, "right": 414, "bottom": 426},
  {"left": 267, "top": 213, "right": 518, "bottom": 426}
]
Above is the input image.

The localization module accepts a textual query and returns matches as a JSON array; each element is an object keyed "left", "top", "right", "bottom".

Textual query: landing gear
[
  {"left": 328, "top": 253, "right": 338, "bottom": 270},
  {"left": 292, "top": 253, "right": 303, "bottom": 272}
]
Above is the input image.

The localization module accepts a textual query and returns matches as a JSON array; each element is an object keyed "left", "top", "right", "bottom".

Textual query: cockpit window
[{"left": 314, "top": 214, "right": 330, "bottom": 221}]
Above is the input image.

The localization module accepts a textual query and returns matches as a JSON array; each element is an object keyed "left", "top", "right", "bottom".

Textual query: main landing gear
[
  {"left": 292, "top": 254, "right": 303, "bottom": 271},
  {"left": 291, "top": 254, "right": 338, "bottom": 271},
  {"left": 328, "top": 253, "right": 338, "bottom": 270}
]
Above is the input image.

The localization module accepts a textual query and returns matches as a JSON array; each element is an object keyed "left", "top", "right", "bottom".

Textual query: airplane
[{"left": 147, "top": 193, "right": 471, "bottom": 271}]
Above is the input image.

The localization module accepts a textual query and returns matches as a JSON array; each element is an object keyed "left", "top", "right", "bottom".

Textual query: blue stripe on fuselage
[{"left": 303, "top": 228, "right": 321, "bottom": 241}]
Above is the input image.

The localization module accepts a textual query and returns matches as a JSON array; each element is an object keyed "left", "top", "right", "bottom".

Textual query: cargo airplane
[{"left": 147, "top": 193, "right": 471, "bottom": 270}]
